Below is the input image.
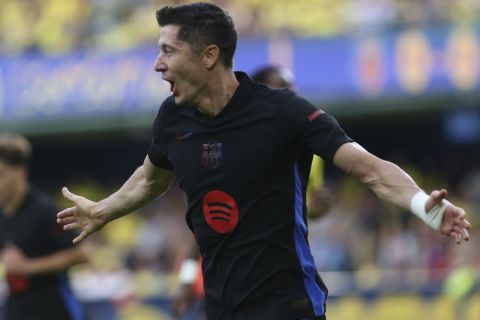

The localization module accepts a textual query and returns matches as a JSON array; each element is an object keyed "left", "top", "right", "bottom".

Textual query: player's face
[
  {"left": 154, "top": 25, "right": 207, "bottom": 106},
  {"left": 0, "top": 161, "right": 23, "bottom": 208}
]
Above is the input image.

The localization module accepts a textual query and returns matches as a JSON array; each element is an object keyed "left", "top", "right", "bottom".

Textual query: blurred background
[{"left": 1, "top": 0, "right": 480, "bottom": 319}]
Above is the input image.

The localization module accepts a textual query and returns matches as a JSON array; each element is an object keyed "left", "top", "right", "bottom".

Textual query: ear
[{"left": 202, "top": 45, "right": 220, "bottom": 69}]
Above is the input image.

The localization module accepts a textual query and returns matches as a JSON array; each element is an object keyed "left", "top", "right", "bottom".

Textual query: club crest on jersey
[{"left": 201, "top": 143, "right": 223, "bottom": 169}]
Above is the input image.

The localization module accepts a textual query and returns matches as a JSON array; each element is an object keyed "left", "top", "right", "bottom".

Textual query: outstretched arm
[
  {"left": 1, "top": 243, "right": 88, "bottom": 275},
  {"left": 57, "top": 156, "right": 175, "bottom": 243},
  {"left": 333, "top": 142, "right": 471, "bottom": 244}
]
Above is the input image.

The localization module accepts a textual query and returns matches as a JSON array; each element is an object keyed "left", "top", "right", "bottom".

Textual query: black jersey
[
  {"left": 148, "top": 72, "right": 353, "bottom": 319},
  {"left": 0, "top": 188, "right": 83, "bottom": 320}
]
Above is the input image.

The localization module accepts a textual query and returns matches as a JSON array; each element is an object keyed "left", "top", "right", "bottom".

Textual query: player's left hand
[{"left": 426, "top": 189, "right": 471, "bottom": 244}]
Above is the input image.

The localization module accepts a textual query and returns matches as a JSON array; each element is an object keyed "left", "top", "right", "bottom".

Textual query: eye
[{"left": 162, "top": 46, "right": 174, "bottom": 56}]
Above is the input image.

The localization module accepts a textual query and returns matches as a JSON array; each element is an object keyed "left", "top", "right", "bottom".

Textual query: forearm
[
  {"left": 365, "top": 160, "right": 465, "bottom": 233},
  {"left": 333, "top": 143, "right": 470, "bottom": 241},
  {"left": 22, "top": 247, "right": 88, "bottom": 276},
  {"left": 334, "top": 143, "right": 421, "bottom": 211},
  {"left": 361, "top": 159, "right": 421, "bottom": 210},
  {"left": 94, "top": 165, "right": 172, "bottom": 223}
]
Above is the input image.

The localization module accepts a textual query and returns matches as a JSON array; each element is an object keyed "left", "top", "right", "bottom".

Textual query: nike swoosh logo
[
  {"left": 307, "top": 109, "right": 325, "bottom": 122},
  {"left": 176, "top": 131, "right": 194, "bottom": 141}
]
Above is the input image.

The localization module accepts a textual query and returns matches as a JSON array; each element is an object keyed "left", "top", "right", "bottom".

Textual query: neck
[
  {"left": 196, "top": 69, "right": 239, "bottom": 117},
  {"left": 2, "top": 181, "right": 28, "bottom": 217}
]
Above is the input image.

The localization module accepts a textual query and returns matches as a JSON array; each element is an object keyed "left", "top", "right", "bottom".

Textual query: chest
[{"left": 167, "top": 116, "right": 296, "bottom": 191}]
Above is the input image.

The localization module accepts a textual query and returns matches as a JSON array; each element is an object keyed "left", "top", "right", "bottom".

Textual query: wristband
[
  {"left": 410, "top": 191, "right": 451, "bottom": 230},
  {"left": 178, "top": 259, "right": 199, "bottom": 284}
]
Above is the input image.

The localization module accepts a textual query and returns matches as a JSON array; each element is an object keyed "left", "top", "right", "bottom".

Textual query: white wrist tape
[
  {"left": 178, "top": 259, "right": 198, "bottom": 284},
  {"left": 410, "top": 191, "right": 451, "bottom": 230}
]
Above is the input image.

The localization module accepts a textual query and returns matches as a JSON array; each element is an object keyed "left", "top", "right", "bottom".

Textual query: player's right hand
[{"left": 57, "top": 187, "right": 105, "bottom": 244}]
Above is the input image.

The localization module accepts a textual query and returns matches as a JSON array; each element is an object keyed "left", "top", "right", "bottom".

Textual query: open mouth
[
  {"left": 165, "top": 79, "right": 175, "bottom": 93},
  {"left": 163, "top": 78, "right": 175, "bottom": 94}
]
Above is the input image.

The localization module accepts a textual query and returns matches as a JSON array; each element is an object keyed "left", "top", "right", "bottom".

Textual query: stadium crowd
[{"left": 0, "top": 0, "right": 479, "bottom": 55}]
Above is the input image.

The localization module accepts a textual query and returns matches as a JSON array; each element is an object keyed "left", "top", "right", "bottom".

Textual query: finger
[
  {"left": 57, "top": 216, "right": 78, "bottom": 225},
  {"left": 57, "top": 212, "right": 78, "bottom": 224},
  {"left": 451, "top": 214, "right": 471, "bottom": 232},
  {"left": 431, "top": 189, "right": 448, "bottom": 204},
  {"left": 64, "top": 221, "right": 83, "bottom": 231},
  {"left": 62, "top": 187, "right": 79, "bottom": 202},
  {"left": 458, "top": 226, "right": 470, "bottom": 241},
  {"left": 450, "top": 231, "right": 462, "bottom": 244},
  {"left": 73, "top": 231, "right": 88, "bottom": 244},
  {"left": 451, "top": 226, "right": 469, "bottom": 244},
  {"left": 452, "top": 217, "right": 467, "bottom": 228},
  {"left": 426, "top": 189, "right": 448, "bottom": 212},
  {"left": 57, "top": 207, "right": 76, "bottom": 219}
]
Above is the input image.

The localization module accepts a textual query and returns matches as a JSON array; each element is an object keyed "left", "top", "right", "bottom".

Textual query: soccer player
[
  {"left": 0, "top": 133, "right": 87, "bottom": 320},
  {"left": 57, "top": 3, "right": 471, "bottom": 320},
  {"left": 171, "top": 64, "right": 331, "bottom": 318}
]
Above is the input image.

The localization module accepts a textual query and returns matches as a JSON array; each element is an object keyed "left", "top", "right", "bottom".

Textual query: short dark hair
[
  {"left": 156, "top": 2, "right": 237, "bottom": 68},
  {"left": 251, "top": 65, "right": 295, "bottom": 89},
  {"left": 0, "top": 133, "right": 32, "bottom": 167},
  {"left": 251, "top": 66, "right": 280, "bottom": 84}
]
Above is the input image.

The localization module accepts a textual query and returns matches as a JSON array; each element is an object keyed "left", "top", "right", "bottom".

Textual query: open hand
[
  {"left": 57, "top": 187, "right": 105, "bottom": 244},
  {"left": 426, "top": 189, "right": 471, "bottom": 244}
]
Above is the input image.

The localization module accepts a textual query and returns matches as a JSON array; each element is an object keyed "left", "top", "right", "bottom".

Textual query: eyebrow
[
  {"left": 158, "top": 38, "right": 179, "bottom": 49},
  {"left": 159, "top": 44, "right": 176, "bottom": 53}
]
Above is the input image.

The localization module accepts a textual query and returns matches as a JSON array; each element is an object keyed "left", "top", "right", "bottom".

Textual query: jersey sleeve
[
  {"left": 147, "top": 100, "right": 174, "bottom": 170},
  {"left": 283, "top": 94, "right": 353, "bottom": 162}
]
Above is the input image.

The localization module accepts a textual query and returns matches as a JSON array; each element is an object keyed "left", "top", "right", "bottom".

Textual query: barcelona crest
[{"left": 201, "top": 143, "right": 223, "bottom": 169}]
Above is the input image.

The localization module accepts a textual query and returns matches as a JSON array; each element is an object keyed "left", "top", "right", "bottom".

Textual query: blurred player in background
[
  {"left": 0, "top": 133, "right": 87, "bottom": 320},
  {"left": 251, "top": 65, "right": 332, "bottom": 219},
  {"left": 57, "top": 3, "right": 470, "bottom": 320},
  {"left": 171, "top": 64, "right": 332, "bottom": 319}
]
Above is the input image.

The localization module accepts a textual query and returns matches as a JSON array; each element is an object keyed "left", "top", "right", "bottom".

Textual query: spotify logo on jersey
[{"left": 202, "top": 190, "right": 239, "bottom": 233}]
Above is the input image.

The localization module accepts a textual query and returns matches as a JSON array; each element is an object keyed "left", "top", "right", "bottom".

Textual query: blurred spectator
[
  {"left": 0, "top": 0, "right": 91, "bottom": 55},
  {"left": 0, "top": 133, "right": 88, "bottom": 320},
  {"left": 1, "top": 0, "right": 479, "bottom": 55}
]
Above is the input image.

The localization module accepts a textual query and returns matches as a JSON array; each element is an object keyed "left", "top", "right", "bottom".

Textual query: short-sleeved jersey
[
  {"left": 0, "top": 188, "right": 83, "bottom": 320},
  {"left": 148, "top": 72, "right": 353, "bottom": 319}
]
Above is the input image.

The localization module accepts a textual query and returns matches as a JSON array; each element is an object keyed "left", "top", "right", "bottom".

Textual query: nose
[{"left": 154, "top": 52, "right": 166, "bottom": 72}]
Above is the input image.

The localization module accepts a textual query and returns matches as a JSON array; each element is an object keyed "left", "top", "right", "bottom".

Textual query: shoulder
[
  {"left": 248, "top": 84, "right": 300, "bottom": 110},
  {"left": 270, "top": 90, "right": 318, "bottom": 120}
]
